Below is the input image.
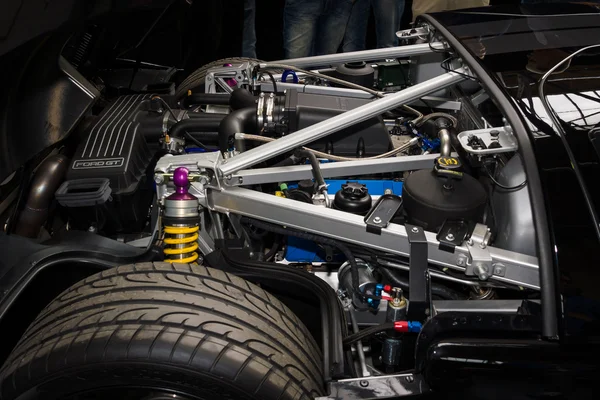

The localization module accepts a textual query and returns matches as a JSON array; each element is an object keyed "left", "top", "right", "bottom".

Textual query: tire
[
  {"left": 0, "top": 263, "right": 324, "bottom": 400},
  {"left": 175, "top": 57, "right": 262, "bottom": 99}
]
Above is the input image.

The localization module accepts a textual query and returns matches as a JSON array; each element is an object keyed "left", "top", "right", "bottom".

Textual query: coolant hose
[
  {"left": 218, "top": 107, "right": 257, "bottom": 153},
  {"left": 15, "top": 154, "right": 68, "bottom": 238},
  {"left": 295, "top": 150, "right": 325, "bottom": 189},
  {"left": 379, "top": 266, "right": 465, "bottom": 300},
  {"left": 230, "top": 88, "right": 258, "bottom": 110}
]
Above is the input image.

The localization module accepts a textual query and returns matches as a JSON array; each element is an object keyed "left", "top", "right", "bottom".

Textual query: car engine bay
[{"left": 1, "top": 23, "right": 543, "bottom": 390}]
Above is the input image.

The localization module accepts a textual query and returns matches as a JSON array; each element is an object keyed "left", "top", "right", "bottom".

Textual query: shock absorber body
[{"left": 163, "top": 167, "right": 200, "bottom": 263}]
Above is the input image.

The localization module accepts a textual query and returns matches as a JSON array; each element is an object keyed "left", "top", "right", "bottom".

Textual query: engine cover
[
  {"left": 58, "top": 94, "right": 156, "bottom": 233},
  {"left": 66, "top": 94, "right": 155, "bottom": 195}
]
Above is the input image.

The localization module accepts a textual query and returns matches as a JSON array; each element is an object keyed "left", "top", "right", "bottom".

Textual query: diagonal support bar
[{"left": 218, "top": 69, "right": 467, "bottom": 176}]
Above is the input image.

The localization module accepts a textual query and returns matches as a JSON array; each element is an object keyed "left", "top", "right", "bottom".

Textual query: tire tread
[{"left": 0, "top": 263, "right": 323, "bottom": 400}]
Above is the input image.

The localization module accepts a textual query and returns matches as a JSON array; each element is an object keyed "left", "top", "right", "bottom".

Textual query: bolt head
[
  {"left": 373, "top": 216, "right": 382, "bottom": 224},
  {"left": 456, "top": 255, "right": 467, "bottom": 266},
  {"left": 467, "top": 239, "right": 474, "bottom": 246},
  {"left": 445, "top": 233, "right": 455, "bottom": 241},
  {"left": 405, "top": 376, "right": 414, "bottom": 383},
  {"left": 384, "top": 188, "right": 393, "bottom": 195},
  {"left": 154, "top": 175, "right": 164, "bottom": 185},
  {"left": 411, "top": 227, "right": 419, "bottom": 233},
  {"left": 474, "top": 264, "right": 490, "bottom": 280}
]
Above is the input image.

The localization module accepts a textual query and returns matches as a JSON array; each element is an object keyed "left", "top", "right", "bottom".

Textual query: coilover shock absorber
[{"left": 163, "top": 167, "right": 200, "bottom": 263}]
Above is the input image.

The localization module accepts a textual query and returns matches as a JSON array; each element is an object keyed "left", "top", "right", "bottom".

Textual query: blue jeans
[
  {"left": 242, "top": 0, "right": 257, "bottom": 58},
  {"left": 343, "top": 0, "right": 405, "bottom": 52},
  {"left": 284, "top": 0, "right": 355, "bottom": 58}
]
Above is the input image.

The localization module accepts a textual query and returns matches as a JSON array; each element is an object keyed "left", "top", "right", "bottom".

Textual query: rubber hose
[
  {"left": 241, "top": 217, "right": 364, "bottom": 301},
  {"left": 343, "top": 322, "right": 394, "bottom": 347},
  {"left": 182, "top": 93, "right": 230, "bottom": 107},
  {"left": 296, "top": 150, "right": 325, "bottom": 188},
  {"left": 15, "top": 154, "right": 69, "bottom": 238},
  {"left": 379, "top": 266, "right": 465, "bottom": 300},
  {"left": 218, "top": 107, "right": 257, "bottom": 153},
  {"left": 169, "top": 117, "right": 223, "bottom": 139},
  {"left": 230, "top": 88, "right": 258, "bottom": 110}
]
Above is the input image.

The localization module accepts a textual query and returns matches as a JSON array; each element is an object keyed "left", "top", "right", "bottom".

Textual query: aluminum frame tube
[
  {"left": 207, "top": 186, "right": 540, "bottom": 290},
  {"left": 224, "top": 153, "right": 444, "bottom": 186},
  {"left": 219, "top": 69, "right": 467, "bottom": 176},
  {"left": 272, "top": 43, "right": 437, "bottom": 68}
]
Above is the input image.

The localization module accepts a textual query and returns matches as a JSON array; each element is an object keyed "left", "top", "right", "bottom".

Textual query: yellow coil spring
[{"left": 163, "top": 225, "right": 199, "bottom": 263}]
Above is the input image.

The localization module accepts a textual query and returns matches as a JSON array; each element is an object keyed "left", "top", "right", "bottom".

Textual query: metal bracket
[
  {"left": 465, "top": 223, "right": 493, "bottom": 280},
  {"left": 405, "top": 224, "right": 429, "bottom": 322},
  {"left": 204, "top": 62, "right": 254, "bottom": 93},
  {"left": 317, "top": 373, "right": 428, "bottom": 400},
  {"left": 396, "top": 25, "right": 430, "bottom": 40},
  {"left": 364, "top": 195, "right": 403, "bottom": 235}
]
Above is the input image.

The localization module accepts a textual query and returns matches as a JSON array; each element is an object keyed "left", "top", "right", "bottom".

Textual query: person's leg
[
  {"left": 315, "top": 0, "right": 355, "bottom": 56},
  {"left": 342, "top": 0, "right": 369, "bottom": 52},
  {"left": 372, "top": 0, "right": 405, "bottom": 48},
  {"left": 242, "top": 0, "right": 257, "bottom": 58},
  {"left": 283, "top": 0, "right": 322, "bottom": 58}
]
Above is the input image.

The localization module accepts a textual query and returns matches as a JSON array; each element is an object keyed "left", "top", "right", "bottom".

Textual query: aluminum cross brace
[
  {"left": 219, "top": 69, "right": 467, "bottom": 176},
  {"left": 272, "top": 43, "right": 438, "bottom": 68},
  {"left": 224, "top": 153, "right": 443, "bottom": 186}
]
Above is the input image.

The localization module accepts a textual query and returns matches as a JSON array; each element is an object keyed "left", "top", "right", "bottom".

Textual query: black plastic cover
[
  {"left": 65, "top": 94, "right": 155, "bottom": 196},
  {"left": 55, "top": 178, "right": 112, "bottom": 207},
  {"left": 283, "top": 91, "right": 390, "bottom": 157}
]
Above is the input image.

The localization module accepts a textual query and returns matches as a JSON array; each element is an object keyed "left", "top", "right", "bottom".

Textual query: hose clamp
[{"left": 257, "top": 92, "right": 265, "bottom": 127}]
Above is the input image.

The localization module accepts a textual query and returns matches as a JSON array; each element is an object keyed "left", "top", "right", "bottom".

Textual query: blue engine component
[{"left": 285, "top": 179, "right": 403, "bottom": 262}]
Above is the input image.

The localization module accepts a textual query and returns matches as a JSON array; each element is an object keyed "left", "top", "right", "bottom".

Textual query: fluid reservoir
[
  {"left": 402, "top": 157, "right": 487, "bottom": 231},
  {"left": 333, "top": 182, "right": 372, "bottom": 215}
]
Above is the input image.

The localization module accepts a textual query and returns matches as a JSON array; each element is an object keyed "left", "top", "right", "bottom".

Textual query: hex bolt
[
  {"left": 384, "top": 188, "right": 393, "bottom": 195},
  {"left": 373, "top": 216, "right": 382, "bottom": 224},
  {"left": 359, "top": 380, "right": 369, "bottom": 388},
  {"left": 154, "top": 175, "right": 164, "bottom": 185},
  {"left": 467, "top": 238, "right": 474, "bottom": 246},
  {"left": 474, "top": 264, "right": 490, "bottom": 280},
  {"left": 411, "top": 227, "right": 419, "bottom": 233},
  {"left": 445, "top": 233, "right": 455, "bottom": 241}
]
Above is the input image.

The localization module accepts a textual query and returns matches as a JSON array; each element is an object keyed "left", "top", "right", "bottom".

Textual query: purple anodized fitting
[{"left": 167, "top": 167, "right": 196, "bottom": 200}]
